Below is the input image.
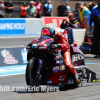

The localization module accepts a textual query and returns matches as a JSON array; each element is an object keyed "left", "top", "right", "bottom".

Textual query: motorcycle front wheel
[{"left": 28, "top": 58, "right": 41, "bottom": 87}]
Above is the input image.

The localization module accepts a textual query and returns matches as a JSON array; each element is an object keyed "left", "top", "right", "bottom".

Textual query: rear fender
[{"left": 72, "top": 46, "right": 83, "bottom": 54}]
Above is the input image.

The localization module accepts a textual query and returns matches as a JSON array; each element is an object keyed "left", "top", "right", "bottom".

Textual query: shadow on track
[
  {"left": 12, "top": 85, "right": 79, "bottom": 94},
  {"left": 12, "top": 82, "right": 100, "bottom": 94}
]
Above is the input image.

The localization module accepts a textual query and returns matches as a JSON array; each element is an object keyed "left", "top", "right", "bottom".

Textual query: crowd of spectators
[
  {"left": 0, "top": 0, "right": 97, "bottom": 29},
  {"left": 0, "top": 0, "right": 13, "bottom": 18},
  {"left": 60, "top": 1, "right": 97, "bottom": 29},
  {"left": 0, "top": 0, "right": 52, "bottom": 18}
]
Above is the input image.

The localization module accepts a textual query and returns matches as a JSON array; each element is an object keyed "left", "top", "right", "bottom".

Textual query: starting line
[{"left": 0, "top": 62, "right": 100, "bottom": 77}]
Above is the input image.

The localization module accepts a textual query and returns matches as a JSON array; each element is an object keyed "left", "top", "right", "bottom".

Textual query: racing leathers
[{"left": 51, "top": 32, "right": 76, "bottom": 76}]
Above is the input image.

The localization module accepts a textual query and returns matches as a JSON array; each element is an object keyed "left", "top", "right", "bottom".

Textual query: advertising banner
[
  {"left": 0, "top": 19, "right": 25, "bottom": 35},
  {"left": 43, "top": 17, "right": 68, "bottom": 28},
  {"left": 0, "top": 47, "right": 27, "bottom": 67}
]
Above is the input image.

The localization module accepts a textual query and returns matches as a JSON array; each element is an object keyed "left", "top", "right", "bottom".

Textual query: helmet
[{"left": 41, "top": 23, "right": 56, "bottom": 38}]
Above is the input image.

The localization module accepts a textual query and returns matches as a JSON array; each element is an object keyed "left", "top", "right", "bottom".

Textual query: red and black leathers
[{"left": 54, "top": 32, "right": 76, "bottom": 75}]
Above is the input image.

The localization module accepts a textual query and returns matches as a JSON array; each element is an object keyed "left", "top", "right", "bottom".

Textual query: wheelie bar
[{"left": 85, "top": 67, "right": 100, "bottom": 83}]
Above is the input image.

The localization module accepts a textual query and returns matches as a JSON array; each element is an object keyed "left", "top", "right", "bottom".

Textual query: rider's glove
[{"left": 51, "top": 44, "right": 62, "bottom": 49}]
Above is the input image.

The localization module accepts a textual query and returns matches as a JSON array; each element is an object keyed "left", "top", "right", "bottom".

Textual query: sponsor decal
[
  {"left": 44, "top": 17, "right": 69, "bottom": 28},
  {"left": 39, "top": 59, "right": 42, "bottom": 64},
  {"left": 98, "top": 75, "right": 100, "bottom": 79},
  {"left": 55, "top": 56, "right": 63, "bottom": 60},
  {"left": 21, "top": 48, "right": 28, "bottom": 64},
  {"left": 1, "top": 49, "right": 18, "bottom": 64},
  {"left": 56, "top": 60, "right": 63, "bottom": 64},
  {"left": 60, "top": 65, "right": 65, "bottom": 71},
  {"left": 67, "top": 79, "right": 74, "bottom": 84},
  {"left": 0, "top": 23, "right": 25, "bottom": 30},
  {"left": 72, "top": 54, "right": 84, "bottom": 63},
  {"left": 0, "top": 19, "right": 25, "bottom": 34},
  {"left": 47, "top": 80, "right": 52, "bottom": 84},
  {"left": 39, "top": 47, "right": 47, "bottom": 49},
  {"left": 32, "top": 43, "right": 39, "bottom": 49},
  {"left": 32, "top": 44, "right": 38, "bottom": 46},
  {"left": 68, "top": 80, "right": 71, "bottom": 84},
  {"left": 53, "top": 66, "right": 59, "bottom": 73}
]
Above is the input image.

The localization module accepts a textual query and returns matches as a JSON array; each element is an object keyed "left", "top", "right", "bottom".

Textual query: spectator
[
  {"left": 84, "top": 2, "right": 88, "bottom": 9},
  {"left": 60, "top": 13, "right": 79, "bottom": 29},
  {"left": 20, "top": 3, "right": 27, "bottom": 18},
  {"left": 2, "top": 0, "right": 4, "bottom": 4},
  {"left": 89, "top": 0, "right": 97, "bottom": 12},
  {"left": 78, "top": 2, "right": 91, "bottom": 28},
  {"left": 4, "top": 0, "right": 14, "bottom": 18},
  {"left": 90, "top": 0, "right": 100, "bottom": 58},
  {"left": 34, "top": 0, "right": 42, "bottom": 18},
  {"left": 57, "top": 2, "right": 67, "bottom": 16},
  {"left": 73, "top": 11, "right": 78, "bottom": 20},
  {"left": 0, "top": 0, "right": 5, "bottom": 18},
  {"left": 88, "top": 2, "right": 92, "bottom": 10},
  {"left": 74, "top": 3, "right": 80, "bottom": 20},
  {"left": 75, "top": 3, "right": 79, "bottom": 12},
  {"left": 43, "top": 0, "right": 53, "bottom": 16},
  {"left": 27, "top": 1, "right": 37, "bottom": 18},
  {"left": 65, "top": 2, "right": 71, "bottom": 12}
]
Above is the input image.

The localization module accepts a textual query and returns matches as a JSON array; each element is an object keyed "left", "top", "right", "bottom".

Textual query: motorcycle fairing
[
  {"left": 72, "top": 46, "right": 83, "bottom": 54},
  {"left": 31, "top": 35, "right": 54, "bottom": 50},
  {"left": 70, "top": 46, "right": 84, "bottom": 66}
]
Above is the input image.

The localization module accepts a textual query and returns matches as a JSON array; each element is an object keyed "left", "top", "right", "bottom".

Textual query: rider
[{"left": 41, "top": 23, "right": 79, "bottom": 86}]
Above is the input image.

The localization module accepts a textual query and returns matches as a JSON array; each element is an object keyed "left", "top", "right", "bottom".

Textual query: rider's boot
[{"left": 69, "top": 66, "right": 79, "bottom": 87}]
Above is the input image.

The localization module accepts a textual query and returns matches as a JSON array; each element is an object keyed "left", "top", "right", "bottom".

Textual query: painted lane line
[
  {"left": 0, "top": 65, "right": 27, "bottom": 77},
  {"left": 85, "top": 62, "right": 100, "bottom": 65},
  {"left": 0, "top": 36, "right": 38, "bottom": 39},
  {"left": 0, "top": 62, "right": 100, "bottom": 77},
  {"left": 0, "top": 73, "right": 25, "bottom": 77}
]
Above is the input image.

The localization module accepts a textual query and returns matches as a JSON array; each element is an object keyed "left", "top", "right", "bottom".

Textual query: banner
[
  {"left": 0, "top": 47, "right": 27, "bottom": 67},
  {"left": 43, "top": 17, "right": 68, "bottom": 28},
  {"left": 0, "top": 19, "right": 25, "bottom": 35}
]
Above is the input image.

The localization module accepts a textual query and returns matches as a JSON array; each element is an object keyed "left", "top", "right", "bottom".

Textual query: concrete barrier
[
  {"left": 25, "top": 18, "right": 44, "bottom": 36},
  {"left": 0, "top": 18, "right": 44, "bottom": 36}
]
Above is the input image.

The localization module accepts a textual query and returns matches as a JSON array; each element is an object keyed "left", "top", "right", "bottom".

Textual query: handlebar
[{"left": 47, "top": 44, "right": 60, "bottom": 55}]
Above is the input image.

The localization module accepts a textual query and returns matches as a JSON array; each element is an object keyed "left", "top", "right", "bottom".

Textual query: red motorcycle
[{"left": 25, "top": 35, "right": 86, "bottom": 87}]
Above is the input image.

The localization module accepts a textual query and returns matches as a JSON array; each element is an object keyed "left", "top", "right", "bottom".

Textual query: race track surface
[
  {"left": 0, "top": 36, "right": 37, "bottom": 48},
  {"left": 0, "top": 37, "right": 100, "bottom": 100}
]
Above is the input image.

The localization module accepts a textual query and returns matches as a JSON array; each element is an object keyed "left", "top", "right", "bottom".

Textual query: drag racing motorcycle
[{"left": 25, "top": 35, "right": 100, "bottom": 88}]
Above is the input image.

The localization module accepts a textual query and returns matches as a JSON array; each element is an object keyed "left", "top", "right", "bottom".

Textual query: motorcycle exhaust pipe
[{"left": 74, "top": 65, "right": 86, "bottom": 70}]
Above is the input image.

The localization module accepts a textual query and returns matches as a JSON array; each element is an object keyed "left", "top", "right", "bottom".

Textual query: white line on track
[
  {"left": 0, "top": 36, "right": 38, "bottom": 39},
  {"left": 0, "top": 45, "right": 26, "bottom": 48},
  {"left": 0, "top": 73, "right": 25, "bottom": 77}
]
